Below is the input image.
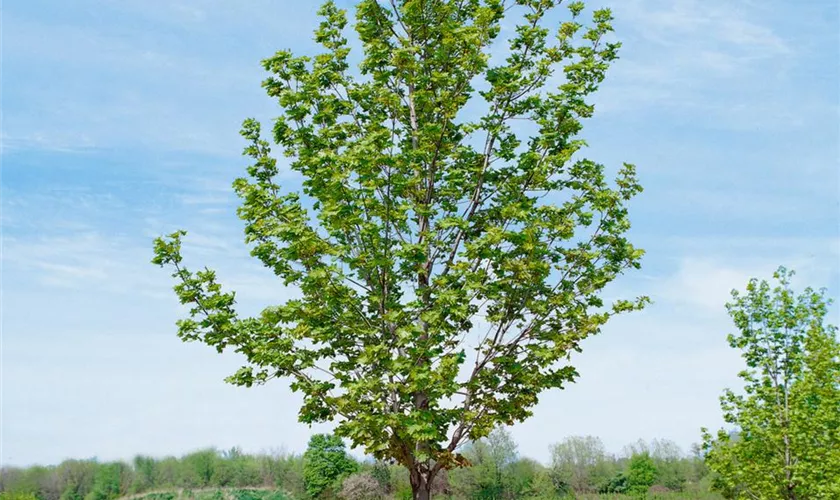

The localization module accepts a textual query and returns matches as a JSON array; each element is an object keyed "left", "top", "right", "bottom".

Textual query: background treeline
[
  {"left": 0, "top": 447, "right": 305, "bottom": 500},
  {"left": 0, "top": 430, "right": 721, "bottom": 500}
]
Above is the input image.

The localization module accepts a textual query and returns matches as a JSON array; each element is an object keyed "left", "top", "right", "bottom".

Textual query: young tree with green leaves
[
  {"left": 702, "top": 267, "right": 840, "bottom": 499},
  {"left": 180, "top": 450, "right": 216, "bottom": 488},
  {"left": 130, "top": 456, "right": 156, "bottom": 494},
  {"left": 303, "top": 434, "right": 359, "bottom": 498},
  {"left": 152, "top": 1, "right": 645, "bottom": 498},
  {"left": 84, "top": 464, "right": 126, "bottom": 500},
  {"left": 57, "top": 460, "right": 98, "bottom": 500},
  {"left": 625, "top": 453, "right": 656, "bottom": 498}
]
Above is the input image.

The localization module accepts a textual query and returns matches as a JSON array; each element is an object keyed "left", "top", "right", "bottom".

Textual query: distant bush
[
  {"left": 339, "top": 473, "right": 384, "bottom": 500},
  {"left": 599, "top": 472, "right": 629, "bottom": 494}
]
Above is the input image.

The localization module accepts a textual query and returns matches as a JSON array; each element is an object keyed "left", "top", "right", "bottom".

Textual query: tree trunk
[
  {"left": 784, "top": 433, "right": 796, "bottom": 500},
  {"left": 782, "top": 380, "right": 795, "bottom": 500},
  {"left": 409, "top": 467, "right": 433, "bottom": 500},
  {"left": 413, "top": 486, "right": 431, "bottom": 500}
]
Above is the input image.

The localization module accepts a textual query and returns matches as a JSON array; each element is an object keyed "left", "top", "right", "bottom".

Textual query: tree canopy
[
  {"left": 702, "top": 267, "right": 840, "bottom": 499},
  {"left": 152, "top": 0, "right": 646, "bottom": 497}
]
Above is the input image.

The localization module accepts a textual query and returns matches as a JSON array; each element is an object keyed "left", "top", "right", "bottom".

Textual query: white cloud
[
  {"left": 618, "top": 0, "right": 791, "bottom": 58},
  {"left": 654, "top": 258, "right": 762, "bottom": 312},
  {"left": 586, "top": 0, "right": 836, "bottom": 133},
  {"left": 651, "top": 250, "right": 838, "bottom": 314}
]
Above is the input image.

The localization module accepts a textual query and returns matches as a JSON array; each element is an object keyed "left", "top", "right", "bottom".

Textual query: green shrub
[
  {"left": 302, "top": 435, "right": 358, "bottom": 498},
  {"left": 626, "top": 454, "right": 657, "bottom": 498}
]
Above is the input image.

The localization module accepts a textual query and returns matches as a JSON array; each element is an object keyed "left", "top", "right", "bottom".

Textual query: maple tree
[{"left": 153, "top": 1, "right": 646, "bottom": 498}]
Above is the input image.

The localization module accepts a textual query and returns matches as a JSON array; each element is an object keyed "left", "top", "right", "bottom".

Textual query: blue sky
[{"left": 2, "top": 0, "right": 838, "bottom": 467}]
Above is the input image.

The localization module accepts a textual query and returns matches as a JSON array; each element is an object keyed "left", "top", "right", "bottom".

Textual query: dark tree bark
[{"left": 409, "top": 466, "right": 434, "bottom": 500}]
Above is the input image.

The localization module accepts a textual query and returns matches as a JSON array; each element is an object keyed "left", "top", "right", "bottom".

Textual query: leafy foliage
[
  {"left": 151, "top": 1, "right": 646, "bottom": 496},
  {"left": 525, "top": 469, "right": 557, "bottom": 500},
  {"left": 702, "top": 267, "right": 840, "bottom": 499},
  {"left": 625, "top": 453, "right": 656, "bottom": 498},
  {"left": 449, "top": 428, "right": 524, "bottom": 499},
  {"left": 621, "top": 440, "right": 688, "bottom": 493},
  {"left": 84, "top": 464, "right": 127, "bottom": 500},
  {"left": 303, "top": 434, "right": 359, "bottom": 498},
  {"left": 130, "top": 457, "right": 156, "bottom": 494},
  {"left": 599, "top": 472, "right": 628, "bottom": 495},
  {"left": 57, "top": 461, "right": 98, "bottom": 500},
  {"left": 180, "top": 452, "right": 216, "bottom": 489}
]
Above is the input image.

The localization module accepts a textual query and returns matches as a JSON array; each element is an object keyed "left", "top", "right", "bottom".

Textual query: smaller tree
[
  {"left": 525, "top": 469, "right": 557, "bottom": 500},
  {"left": 455, "top": 428, "right": 519, "bottom": 499},
  {"left": 686, "top": 443, "right": 709, "bottom": 485},
  {"left": 180, "top": 450, "right": 216, "bottom": 488},
  {"left": 549, "top": 435, "right": 613, "bottom": 494},
  {"left": 505, "top": 458, "right": 542, "bottom": 499},
  {"left": 625, "top": 453, "right": 656, "bottom": 498},
  {"left": 57, "top": 460, "right": 98, "bottom": 500},
  {"left": 84, "top": 464, "right": 126, "bottom": 500},
  {"left": 702, "top": 267, "right": 840, "bottom": 499},
  {"left": 648, "top": 439, "right": 685, "bottom": 492},
  {"left": 130, "top": 456, "right": 156, "bottom": 493},
  {"left": 273, "top": 453, "right": 306, "bottom": 497},
  {"left": 303, "top": 434, "right": 359, "bottom": 498},
  {"left": 2, "top": 466, "right": 57, "bottom": 500},
  {"left": 152, "top": 458, "right": 180, "bottom": 489}
]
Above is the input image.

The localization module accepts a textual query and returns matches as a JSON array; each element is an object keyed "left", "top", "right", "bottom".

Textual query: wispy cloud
[
  {"left": 3, "top": 6, "right": 283, "bottom": 155},
  {"left": 4, "top": 232, "right": 167, "bottom": 297},
  {"left": 650, "top": 252, "right": 837, "bottom": 314},
  {"left": 622, "top": 0, "right": 791, "bottom": 57},
  {"left": 592, "top": 0, "right": 836, "bottom": 132},
  {"left": 653, "top": 258, "right": 769, "bottom": 312}
]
